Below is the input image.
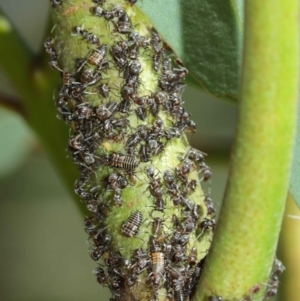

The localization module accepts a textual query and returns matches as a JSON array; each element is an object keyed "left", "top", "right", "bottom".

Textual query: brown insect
[{"left": 151, "top": 251, "right": 165, "bottom": 286}]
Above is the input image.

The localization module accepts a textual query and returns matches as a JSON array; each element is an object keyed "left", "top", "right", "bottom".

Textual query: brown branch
[{"left": 0, "top": 91, "right": 26, "bottom": 117}]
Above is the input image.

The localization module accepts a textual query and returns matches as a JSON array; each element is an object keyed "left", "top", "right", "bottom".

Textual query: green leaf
[
  {"left": 138, "top": 0, "right": 244, "bottom": 100},
  {"left": 0, "top": 107, "right": 33, "bottom": 178},
  {"left": 290, "top": 101, "right": 300, "bottom": 208}
]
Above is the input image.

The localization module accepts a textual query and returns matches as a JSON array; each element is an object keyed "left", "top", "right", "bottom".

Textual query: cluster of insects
[
  {"left": 47, "top": 0, "right": 218, "bottom": 300},
  {"left": 265, "top": 258, "right": 285, "bottom": 298},
  {"left": 47, "top": 1, "right": 286, "bottom": 300}
]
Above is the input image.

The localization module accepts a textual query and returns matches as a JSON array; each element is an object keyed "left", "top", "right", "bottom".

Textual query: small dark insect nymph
[{"left": 122, "top": 211, "right": 143, "bottom": 237}]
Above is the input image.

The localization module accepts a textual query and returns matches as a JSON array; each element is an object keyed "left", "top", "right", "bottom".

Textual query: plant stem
[
  {"left": 0, "top": 92, "right": 25, "bottom": 116},
  {"left": 194, "top": 1, "right": 299, "bottom": 300},
  {"left": 50, "top": 1, "right": 214, "bottom": 300}
]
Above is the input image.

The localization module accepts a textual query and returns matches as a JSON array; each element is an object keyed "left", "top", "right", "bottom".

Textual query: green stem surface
[{"left": 194, "top": 1, "right": 299, "bottom": 300}]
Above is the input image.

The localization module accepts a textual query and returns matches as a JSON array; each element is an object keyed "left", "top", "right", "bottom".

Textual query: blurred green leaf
[
  {"left": 0, "top": 107, "right": 33, "bottom": 178},
  {"left": 138, "top": 0, "right": 244, "bottom": 100},
  {"left": 290, "top": 102, "right": 300, "bottom": 209}
]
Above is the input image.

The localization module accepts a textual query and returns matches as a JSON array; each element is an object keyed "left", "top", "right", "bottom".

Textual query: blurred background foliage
[{"left": 0, "top": 1, "right": 299, "bottom": 301}]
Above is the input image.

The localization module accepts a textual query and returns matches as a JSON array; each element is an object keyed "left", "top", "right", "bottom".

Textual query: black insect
[
  {"left": 99, "top": 83, "right": 110, "bottom": 98},
  {"left": 273, "top": 258, "right": 285, "bottom": 276},
  {"left": 162, "top": 57, "right": 172, "bottom": 74},
  {"left": 168, "top": 267, "right": 189, "bottom": 301},
  {"left": 94, "top": 267, "right": 110, "bottom": 286},
  {"left": 198, "top": 218, "right": 216, "bottom": 233},
  {"left": 107, "top": 172, "right": 127, "bottom": 206},
  {"left": 190, "top": 203, "right": 201, "bottom": 221},
  {"left": 80, "top": 68, "right": 101, "bottom": 85},
  {"left": 188, "top": 246, "right": 198, "bottom": 266},
  {"left": 147, "top": 171, "right": 164, "bottom": 201},
  {"left": 94, "top": 266, "right": 110, "bottom": 286},
  {"left": 126, "top": 274, "right": 138, "bottom": 287},
  {"left": 106, "top": 251, "right": 123, "bottom": 268},
  {"left": 84, "top": 215, "right": 98, "bottom": 232},
  {"left": 131, "top": 248, "right": 149, "bottom": 275},
  {"left": 172, "top": 231, "right": 190, "bottom": 247},
  {"left": 152, "top": 198, "right": 165, "bottom": 212},
  {"left": 186, "top": 264, "right": 201, "bottom": 298},
  {"left": 154, "top": 91, "right": 168, "bottom": 108},
  {"left": 204, "top": 196, "right": 216, "bottom": 215},
  {"left": 103, "top": 117, "right": 129, "bottom": 135},
  {"left": 118, "top": 98, "right": 131, "bottom": 114},
  {"left": 183, "top": 214, "right": 196, "bottom": 233},
  {"left": 175, "top": 159, "right": 194, "bottom": 184},
  {"left": 185, "top": 179, "right": 197, "bottom": 195},
  {"left": 186, "top": 119, "right": 197, "bottom": 134},
  {"left": 166, "top": 181, "right": 182, "bottom": 206},
  {"left": 50, "top": 0, "right": 63, "bottom": 8},
  {"left": 165, "top": 59, "right": 188, "bottom": 83},
  {"left": 128, "top": 43, "right": 139, "bottom": 60},
  {"left": 90, "top": 233, "right": 110, "bottom": 260},
  {"left": 92, "top": 6, "right": 117, "bottom": 23},
  {"left": 151, "top": 28, "right": 162, "bottom": 54},
  {"left": 122, "top": 82, "right": 136, "bottom": 100},
  {"left": 96, "top": 101, "right": 118, "bottom": 121},
  {"left": 73, "top": 26, "right": 100, "bottom": 45},
  {"left": 153, "top": 51, "right": 163, "bottom": 72},
  {"left": 139, "top": 144, "right": 151, "bottom": 162},
  {"left": 74, "top": 176, "right": 92, "bottom": 200},
  {"left": 115, "top": 20, "right": 132, "bottom": 34},
  {"left": 264, "top": 258, "right": 285, "bottom": 298},
  {"left": 151, "top": 217, "right": 165, "bottom": 236},
  {"left": 98, "top": 203, "right": 110, "bottom": 218},
  {"left": 163, "top": 170, "right": 175, "bottom": 185},
  {"left": 149, "top": 117, "right": 164, "bottom": 139},
  {"left": 107, "top": 172, "right": 128, "bottom": 190},
  {"left": 265, "top": 276, "right": 279, "bottom": 298},
  {"left": 44, "top": 37, "right": 56, "bottom": 55},
  {"left": 62, "top": 71, "right": 76, "bottom": 88},
  {"left": 187, "top": 147, "right": 206, "bottom": 163},
  {"left": 121, "top": 211, "right": 143, "bottom": 237},
  {"left": 126, "top": 131, "right": 142, "bottom": 151},
  {"left": 148, "top": 139, "right": 165, "bottom": 156},
  {"left": 198, "top": 162, "right": 212, "bottom": 181},
  {"left": 128, "top": 60, "right": 142, "bottom": 76},
  {"left": 147, "top": 96, "right": 159, "bottom": 116},
  {"left": 112, "top": 41, "right": 128, "bottom": 68},
  {"left": 69, "top": 132, "right": 84, "bottom": 150},
  {"left": 113, "top": 191, "right": 123, "bottom": 207},
  {"left": 44, "top": 37, "right": 62, "bottom": 72},
  {"left": 172, "top": 244, "right": 186, "bottom": 262}
]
